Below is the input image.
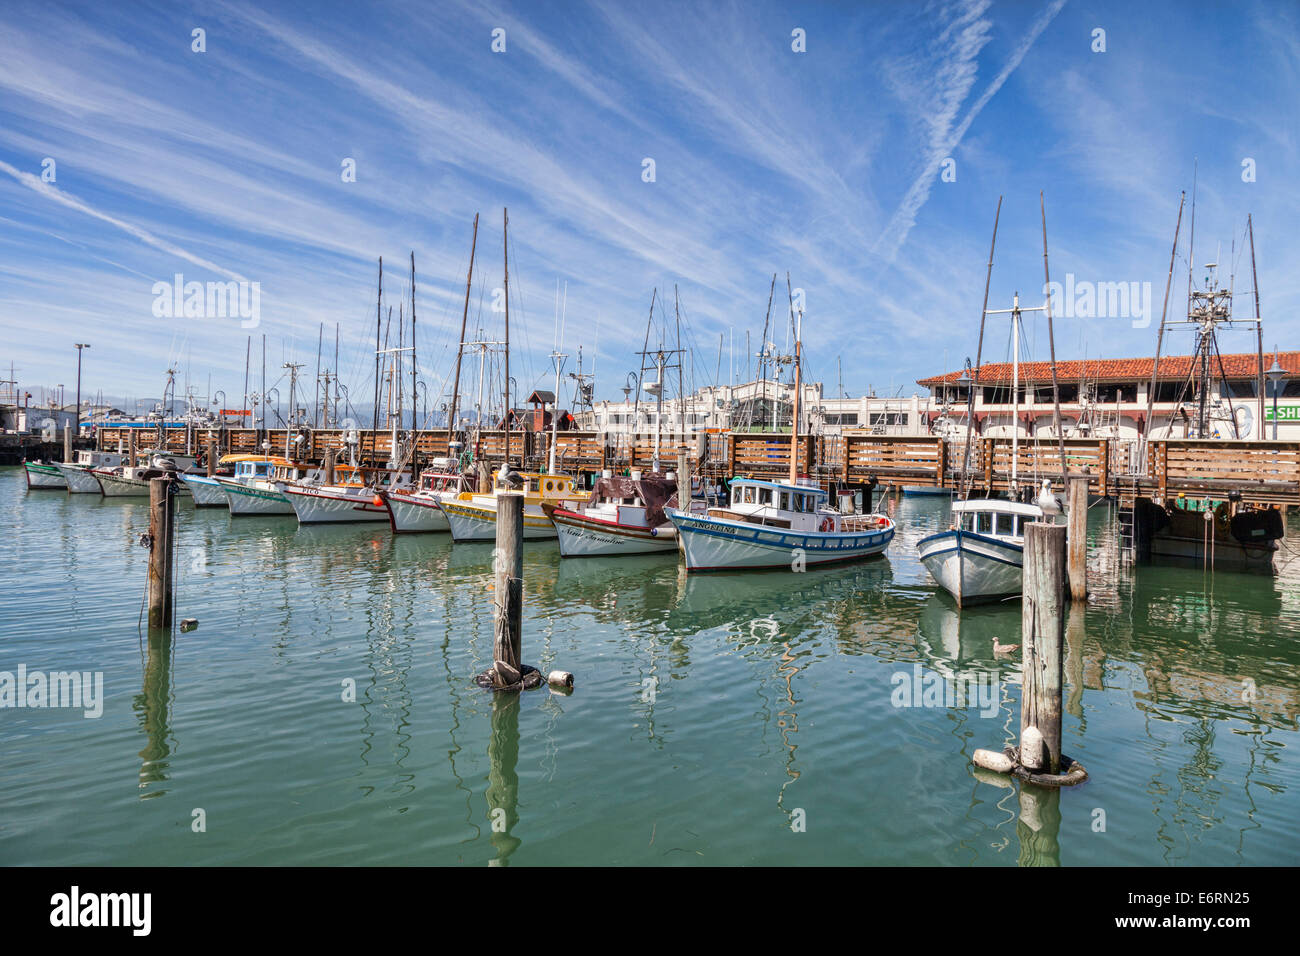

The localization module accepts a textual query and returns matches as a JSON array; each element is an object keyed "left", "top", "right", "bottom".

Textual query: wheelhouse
[{"left": 951, "top": 500, "right": 1043, "bottom": 540}]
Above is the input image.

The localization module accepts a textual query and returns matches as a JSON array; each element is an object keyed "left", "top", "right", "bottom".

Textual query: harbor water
[{"left": 2, "top": 466, "right": 1297, "bottom": 866}]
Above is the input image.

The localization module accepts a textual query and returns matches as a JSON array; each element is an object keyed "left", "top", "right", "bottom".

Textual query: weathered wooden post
[
  {"left": 323, "top": 446, "right": 336, "bottom": 485},
  {"left": 63, "top": 424, "right": 73, "bottom": 463},
  {"left": 1067, "top": 476, "right": 1088, "bottom": 600},
  {"left": 146, "top": 477, "right": 176, "bottom": 629},
  {"left": 492, "top": 492, "right": 525, "bottom": 685},
  {"left": 1021, "top": 522, "right": 1066, "bottom": 773},
  {"left": 206, "top": 437, "right": 217, "bottom": 477},
  {"left": 677, "top": 447, "right": 692, "bottom": 507},
  {"left": 128, "top": 429, "right": 138, "bottom": 468}
]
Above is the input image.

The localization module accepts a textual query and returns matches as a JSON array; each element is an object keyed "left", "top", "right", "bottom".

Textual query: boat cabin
[
  {"left": 711, "top": 477, "right": 833, "bottom": 532},
  {"left": 495, "top": 470, "right": 578, "bottom": 499},
  {"left": 951, "top": 499, "right": 1046, "bottom": 540}
]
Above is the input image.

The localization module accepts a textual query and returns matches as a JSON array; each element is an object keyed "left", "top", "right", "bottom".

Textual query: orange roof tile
[{"left": 917, "top": 350, "right": 1300, "bottom": 387}]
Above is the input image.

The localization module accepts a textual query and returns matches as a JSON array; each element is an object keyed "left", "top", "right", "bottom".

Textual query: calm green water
[{"left": 2, "top": 466, "right": 1297, "bottom": 866}]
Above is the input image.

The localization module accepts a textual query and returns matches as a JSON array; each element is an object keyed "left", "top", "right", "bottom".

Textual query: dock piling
[
  {"left": 146, "top": 477, "right": 176, "bottom": 629},
  {"left": 1067, "top": 477, "right": 1088, "bottom": 600},
  {"left": 1021, "top": 522, "right": 1066, "bottom": 773},
  {"left": 493, "top": 492, "right": 524, "bottom": 681},
  {"left": 63, "top": 424, "right": 72, "bottom": 464},
  {"left": 206, "top": 438, "right": 216, "bottom": 477}
]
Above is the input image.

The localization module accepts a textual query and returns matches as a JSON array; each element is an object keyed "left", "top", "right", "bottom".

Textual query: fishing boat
[
  {"left": 668, "top": 476, "right": 895, "bottom": 571},
  {"left": 214, "top": 456, "right": 313, "bottom": 515},
  {"left": 918, "top": 499, "right": 1048, "bottom": 606},
  {"left": 383, "top": 459, "right": 470, "bottom": 533},
  {"left": 438, "top": 468, "right": 584, "bottom": 541},
  {"left": 179, "top": 453, "right": 242, "bottom": 507},
  {"left": 52, "top": 450, "right": 126, "bottom": 493},
  {"left": 543, "top": 470, "right": 681, "bottom": 557},
  {"left": 917, "top": 199, "right": 1073, "bottom": 606},
  {"left": 1139, "top": 496, "right": 1282, "bottom": 574},
  {"left": 666, "top": 283, "right": 896, "bottom": 572},
  {"left": 94, "top": 455, "right": 195, "bottom": 497},
  {"left": 283, "top": 464, "right": 412, "bottom": 524},
  {"left": 23, "top": 460, "right": 67, "bottom": 489}
]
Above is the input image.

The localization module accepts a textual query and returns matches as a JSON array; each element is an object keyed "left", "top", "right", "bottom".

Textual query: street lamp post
[
  {"left": 1266, "top": 349, "right": 1286, "bottom": 441},
  {"left": 74, "top": 344, "right": 90, "bottom": 432}
]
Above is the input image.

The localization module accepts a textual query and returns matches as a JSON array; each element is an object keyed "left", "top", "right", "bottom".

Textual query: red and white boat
[
  {"left": 543, "top": 471, "right": 682, "bottom": 557},
  {"left": 282, "top": 464, "right": 412, "bottom": 524},
  {"left": 382, "top": 460, "right": 470, "bottom": 533}
]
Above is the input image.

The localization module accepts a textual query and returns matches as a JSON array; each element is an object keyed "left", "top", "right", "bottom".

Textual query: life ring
[{"left": 819, "top": 516, "right": 834, "bottom": 533}]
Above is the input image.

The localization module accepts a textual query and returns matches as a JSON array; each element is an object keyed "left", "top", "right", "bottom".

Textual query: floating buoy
[
  {"left": 1020, "top": 726, "right": 1046, "bottom": 771},
  {"left": 372, "top": 495, "right": 385, "bottom": 508},
  {"left": 547, "top": 670, "right": 574, "bottom": 689},
  {"left": 973, "top": 748, "right": 1015, "bottom": 774}
]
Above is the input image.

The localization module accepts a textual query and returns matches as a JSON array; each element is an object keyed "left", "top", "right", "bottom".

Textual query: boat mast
[
  {"left": 1249, "top": 214, "right": 1264, "bottom": 439},
  {"left": 502, "top": 207, "right": 510, "bottom": 471},
  {"left": 448, "top": 214, "right": 478, "bottom": 453},
  {"left": 961, "top": 197, "right": 1001, "bottom": 500},
  {"left": 1040, "top": 193, "right": 1069, "bottom": 484},
  {"left": 548, "top": 280, "right": 567, "bottom": 474},
  {"left": 1144, "top": 192, "right": 1186, "bottom": 441},
  {"left": 1012, "top": 295, "right": 1019, "bottom": 490},
  {"left": 372, "top": 257, "right": 382, "bottom": 467},
  {"left": 788, "top": 299, "right": 802, "bottom": 486}
]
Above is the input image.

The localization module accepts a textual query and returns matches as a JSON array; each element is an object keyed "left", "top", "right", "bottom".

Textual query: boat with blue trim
[
  {"left": 917, "top": 498, "right": 1047, "bottom": 606},
  {"left": 667, "top": 476, "right": 895, "bottom": 572}
]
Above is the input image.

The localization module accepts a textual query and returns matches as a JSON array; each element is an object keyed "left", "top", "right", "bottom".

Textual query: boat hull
[
  {"left": 24, "top": 463, "right": 67, "bottom": 489},
  {"left": 181, "top": 474, "right": 230, "bottom": 507},
  {"left": 1148, "top": 533, "right": 1277, "bottom": 574},
  {"left": 384, "top": 493, "right": 450, "bottom": 533},
  {"left": 917, "top": 529, "right": 1023, "bottom": 607},
  {"left": 94, "top": 471, "right": 151, "bottom": 496},
  {"left": 221, "top": 481, "right": 295, "bottom": 515},
  {"left": 286, "top": 487, "right": 390, "bottom": 523},
  {"left": 548, "top": 507, "right": 677, "bottom": 557},
  {"left": 667, "top": 509, "right": 894, "bottom": 572},
  {"left": 54, "top": 463, "right": 105, "bottom": 494},
  {"left": 439, "top": 497, "right": 561, "bottom": 541}
]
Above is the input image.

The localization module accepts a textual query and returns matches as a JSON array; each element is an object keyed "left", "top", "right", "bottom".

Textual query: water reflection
[
  {"left": 134, "top": 628, "right": 175, "bottom": 798},
  {"left": 485, "top": 693, "right": 522, "bottom": 865}
]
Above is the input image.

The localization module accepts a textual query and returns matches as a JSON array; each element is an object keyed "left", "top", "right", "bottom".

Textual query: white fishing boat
[
  {"left": 283, "top": 464, "right": 412, "bottom": 524},
  {"left": 94, "top": 455, "right": 195, "bottom": 497},
  {"left": 215, "top": 456, "right": 312, "bottom": 515},
  {"left": 180, "top": 474, "right": 229, "bottom": 507},
  {"left": 437, "top": 469, "right": 584, "bottom": 541},
  {"left": 668, "top": 477, "right": 895, "bottom": 571},
  {"left": 543, "top": 470, "right": 681, "bottom": 557},
  {"left": 23, "top": 460, "right": 67, "bottom": 489},
  {"left": 666, "top": 297, "right": 895, "bottom": 572},
  {"left": 382, "top": 460, "right": 470, "bottom": 533},
  {"left": 52, "top": 450, "right": 125, "bottom": 493},
  {"left": 917, "top": 499, "right": 1047, "bottom": 606}
]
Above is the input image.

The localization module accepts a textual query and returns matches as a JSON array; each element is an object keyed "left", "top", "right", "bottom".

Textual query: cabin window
[
  {"left": 976, "top": 512, "right": 993, "bottom": 534},
  {"left": 996, "top": 513, "right": 1015, "bottom": 536},
  {"left": 759, "top": 488, "right": 773, "bottom": 506},
  {"left": 779, "top": 492, "right": 790, "bottom": 511},
  {"left": 740, "top": 487, "right": 754, "bottom": 505}
]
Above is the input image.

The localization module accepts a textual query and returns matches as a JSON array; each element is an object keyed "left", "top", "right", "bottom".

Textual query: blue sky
[{"left": 1, "top": 0, "right": 1297, "bottom": 413}]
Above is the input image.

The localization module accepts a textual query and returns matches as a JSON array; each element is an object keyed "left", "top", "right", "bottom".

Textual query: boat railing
[{"left": 841, "top": 513, "right": 891, "bottom": 532}]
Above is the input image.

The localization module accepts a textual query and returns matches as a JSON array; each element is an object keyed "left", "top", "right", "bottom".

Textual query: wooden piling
[
  {"left": 206, "top": 438, "right": 217, "bottom": 477},
  {"left": 146, "top": 477, "right": 176, "bottom": 629},
  {"left": 128, "top": 429, "right": 138, "bottom": 468},
  {"left": 493, "top": 493, "right": 524, "bottom": 684},
  {"left": 1067, "top": 476, "right": 1088, "bottom": 600},
  {"left": 323, "top": 446, "right": 336, "bottom": 485},
  {"left": 1021, "top": 522, "right": 1066, "bottom": 774},
  {"left": 63, "top": 424, "right": 72, "bottom": 463},
  {"left": 677, "top": 448, "right": 692, "bottom": 508}
]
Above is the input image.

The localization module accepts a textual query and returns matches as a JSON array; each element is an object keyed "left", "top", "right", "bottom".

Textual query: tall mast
[
  {"left": 788, "top": 300, "right": 802, "bottom": 486},
  {"left": 410, "top": 252, "right": 418, "bottom": 436},
  {"left": 675, "top": 285, "right": 685, "bottom": 436},
  {"left": 1040, "top": 192, "right": 1069, "bottom": 484},
  {"left": 448, "top": 214, "right": 478, "bottom": 449},
  {"left": 1012, "top": 294, "right": 1020, "bottom": 487},
  {"left": 961, "top": 196, "right": 1000, "bottom": 500},
  {"left": 1249, "top": 214, "right": 1264, "bottom": 439},
  {"left": 1144, "top": 193, "right": 1185, "bottom": 440},
  {"left": 502, "top": 207, "right": 510, "bottom": 470},
  {"left": 372, "top": 257, "right": 382, "bottom": 465}
]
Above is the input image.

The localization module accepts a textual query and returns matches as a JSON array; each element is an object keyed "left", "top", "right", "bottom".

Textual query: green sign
[{"left": 1264, "top": 405, "right": 1300, "bottom": 422}]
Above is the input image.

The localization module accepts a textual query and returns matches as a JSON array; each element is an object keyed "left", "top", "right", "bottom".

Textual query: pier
[{"left": 95, "top": 425, "right": 1300, "bottom": 509}]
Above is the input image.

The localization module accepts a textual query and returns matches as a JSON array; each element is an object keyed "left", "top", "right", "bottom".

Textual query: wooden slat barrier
[
  {"left": 94, "top": 426, "right": 1300, "bottom": 505},
  {"left": 844, "top": 435, "right": 944, "bottom": 486}
]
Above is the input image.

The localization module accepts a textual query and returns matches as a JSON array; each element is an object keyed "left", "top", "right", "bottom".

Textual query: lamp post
[
  {"left": 74, "top": 344, "right": 90, "bottom": 432},
  {"left": 1266, "top": 350, "right": 1286, "bottom": 441}
]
